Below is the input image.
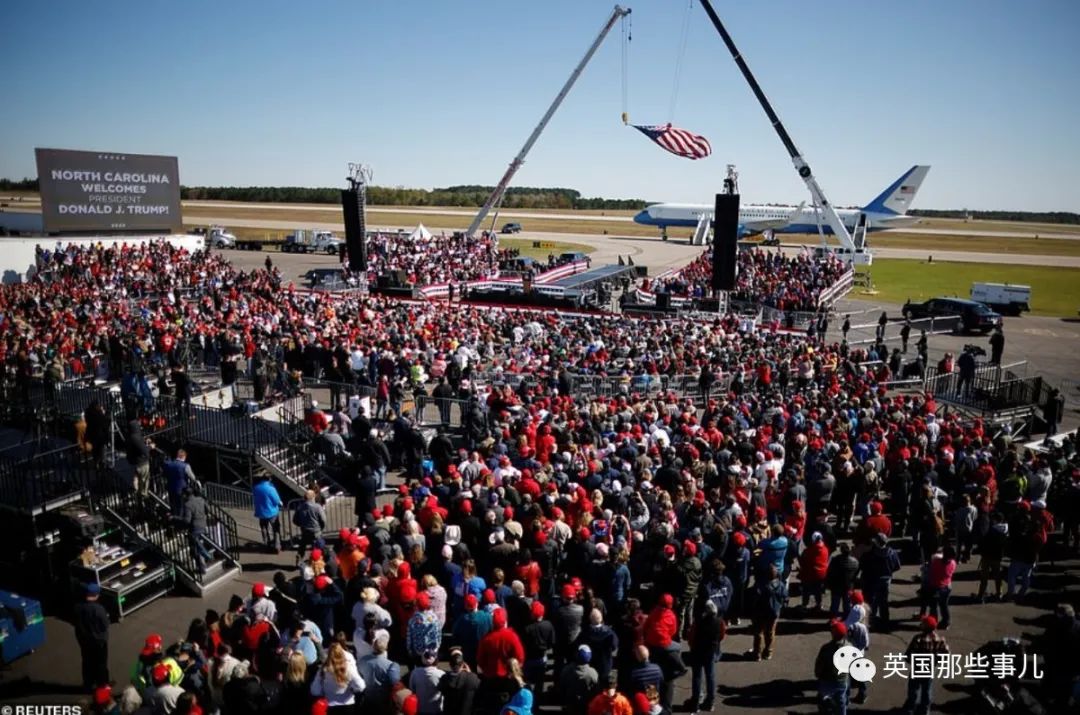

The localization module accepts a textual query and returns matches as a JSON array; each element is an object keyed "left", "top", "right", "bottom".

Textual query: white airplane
[{"left": 633, "top": 165, "right": 931, "bottom": 237}]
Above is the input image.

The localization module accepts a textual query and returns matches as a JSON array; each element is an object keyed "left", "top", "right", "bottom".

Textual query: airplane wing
[
  {"left": 741, "top": 218, "right": 789, "bottom": 234},
  {"left": 741, "top": 202, "right": 804, "bottom": 235}
]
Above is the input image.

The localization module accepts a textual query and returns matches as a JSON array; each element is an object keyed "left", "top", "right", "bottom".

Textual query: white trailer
[{"left": 971, "top": 282, "right": 1031, "bottom": 316}]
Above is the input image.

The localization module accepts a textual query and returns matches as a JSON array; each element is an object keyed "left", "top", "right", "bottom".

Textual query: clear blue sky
[{"left": 3, "top": 0, "right": 1078, "bottom": 211}]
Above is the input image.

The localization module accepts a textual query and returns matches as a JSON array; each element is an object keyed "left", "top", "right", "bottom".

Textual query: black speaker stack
[
  {"left": 341, "top": 187, "right": 367, "bottom": 272},
  {"left": 711, "top": 193, "right": 740, "bottom": 292}
]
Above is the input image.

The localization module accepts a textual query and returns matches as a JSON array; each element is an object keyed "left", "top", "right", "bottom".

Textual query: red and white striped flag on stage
[{"left": 632, "top": 123, "right": 712, "bottom": 160}]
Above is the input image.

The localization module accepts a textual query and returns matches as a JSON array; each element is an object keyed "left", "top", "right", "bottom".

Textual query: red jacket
[
  {"left": 856, "top": 514, "right": 892, "bottom": 544},
  {"left": 588, "top": 691, "right": 633, "bottom": 715},
  {"left": 643, "top": 605, "right": 677, "bottom": 648},
  {"left": 798, "top": 542, "right": 829, "bottom": 583},
  {"left": 476, "top": 625, "right": 525, "bottom": 677},
  {"left": 516, "top": 561, "right": 542, "bottom": 598}
]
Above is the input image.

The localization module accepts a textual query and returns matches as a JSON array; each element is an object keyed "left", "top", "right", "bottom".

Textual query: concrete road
[
  {"left": 209, "top": 217, "right": 1076, "bottom": 268},
  {"left": 828, "top": 297, "right": 1080, "bottom": 398},
  {"left": 185, "top": 201, "right": 1080, "bottom": 240}
]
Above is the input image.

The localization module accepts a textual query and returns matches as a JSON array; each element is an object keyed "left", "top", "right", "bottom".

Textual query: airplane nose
[{"left": 633, "top": 209, "right": 650, "bottom": 224}]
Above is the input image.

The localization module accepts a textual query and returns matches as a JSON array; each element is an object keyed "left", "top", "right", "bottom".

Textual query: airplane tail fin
[{"left": 862, "top": 165, "right": 930, "bottom": 216}]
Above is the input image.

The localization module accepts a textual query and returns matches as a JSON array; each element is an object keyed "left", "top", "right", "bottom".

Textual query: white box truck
[{"left": 970, "top": 282, "right": 1030, "bottom": 316}]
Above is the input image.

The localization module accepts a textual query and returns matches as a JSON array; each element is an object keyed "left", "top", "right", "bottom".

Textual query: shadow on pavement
[{"left": 718, "top": 677, "right": 817, "bottom": 710}]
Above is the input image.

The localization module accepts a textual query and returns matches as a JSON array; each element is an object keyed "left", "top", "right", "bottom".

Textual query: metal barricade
[
  {"left": 413, "top": 395, "right": 469, "bottom": 429},
  {"left": 281, "top": 488, "right": 401, "bottom": 543},
  {"left": 203, "top": 482, "right": 256, "bottom": 511},
  {"left": 846, "top": 315, "right": 961, "bottom": 347}
]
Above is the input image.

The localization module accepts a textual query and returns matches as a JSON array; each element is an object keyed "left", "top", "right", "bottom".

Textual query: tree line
[
  {"left": 178, "top": 184, "right": 648, "bottom": 210},
  {"left": 909, "top": 209, "right": 1080, "bottom": 225},
  {"left": 0, "top": 178, "right": 644, "bottom": 210}
]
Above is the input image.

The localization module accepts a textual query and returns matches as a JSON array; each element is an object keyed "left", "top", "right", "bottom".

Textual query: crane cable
[
  {"left": 621, "top": 12, "right": 631, "bottom": 124},
  {"left": 669, "top": 0, "right": 694, "bottom": 122}
]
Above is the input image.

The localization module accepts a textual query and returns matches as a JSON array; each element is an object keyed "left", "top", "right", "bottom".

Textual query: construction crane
[
  {"left": 466, "top": 5, "right": 631, "bottom": 239},
  {"left": 697, "top": 0, "right": 871, "bottom": 266}
]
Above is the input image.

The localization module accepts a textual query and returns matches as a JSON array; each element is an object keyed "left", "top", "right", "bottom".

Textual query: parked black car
[
  {"left": 501, "top": 222, "right": 523, "bottom": 234},
  {"left": 902, "top": 297, "right": 1003, "bottom": 334}
]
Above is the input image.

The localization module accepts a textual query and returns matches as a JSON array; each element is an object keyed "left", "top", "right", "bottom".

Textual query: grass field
[
  {"left": 853, "top": 259, "right": 1080, "bottom": 317},
  {"left": 784, "top": 232, "right": 1080, "bottom": 258},
  {"left": 917, "top": 217, "right": 1080, "bottom": 235}
]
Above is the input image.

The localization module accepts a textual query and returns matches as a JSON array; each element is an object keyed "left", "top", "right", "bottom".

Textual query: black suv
[
  {"left": 501, "top": 222, "right": 523, "bottom": 234},
  {"left": 902, "top": 297, "right": 1002, "bottom": 334}
]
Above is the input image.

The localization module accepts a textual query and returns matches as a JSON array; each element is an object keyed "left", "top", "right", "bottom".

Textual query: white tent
[{"left": 407, "top": 223, "right": 433, "bottom": 242}]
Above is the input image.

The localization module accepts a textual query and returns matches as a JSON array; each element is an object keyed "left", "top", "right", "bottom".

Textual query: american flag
[{"left": 633, "top": 123, "right": 712, "bottom": 160}]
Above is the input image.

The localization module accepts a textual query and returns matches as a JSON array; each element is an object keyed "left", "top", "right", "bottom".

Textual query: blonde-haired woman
[
  {"left": 421, "top": 574, "right": 448, "bottom": 629},
  {"left": 281, "top": 650, "right": 312, "bottom": 714},
  {"left": 311, "top": 642, "right": 365, "bottom": 714},
  {"left": 352, "top": 587, "right": 392, "bottom": 657}
]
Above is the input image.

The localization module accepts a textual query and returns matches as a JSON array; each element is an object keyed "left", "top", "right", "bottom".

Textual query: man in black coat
[
  {"left": 354, "top": 465, "right": 379, "bottom": 521},
  {"left": 989, "top": 327, "right": 1005, "bottom": 365},
  {"left": 84, "top": 401, "right": 111, "bottom": 468},
  {"left": 223, "top": 674, "right": 283, "bottom": 715},
  {"left": 686, "top": 600, "right": 724, "bottom": 712},
  {"left": 428, "top": 426, "right": 456, "bottom": 476},
  {"left": 73, "top": 582, "right": 110, "bottom": 689},
  {"left": 576, "top": 608, "right": 620, "bottom": 690},
  {"left": 178, "top": 484, "right": 211, "bottom": 574},
  {"left": 522, "top": 601, "right": 556, "bottom": 698},
  {"left": 826, "top": 543, "right": 860, "bottom": 618},
  {"left": 439, "top": 647, "right": 480, "bottom": 715}
]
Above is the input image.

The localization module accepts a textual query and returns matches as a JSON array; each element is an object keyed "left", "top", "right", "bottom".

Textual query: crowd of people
[
  {"left": 0, "top": 242, "right": 873, "bottom": 411},
  {"left": 80, "top": 356, "right": 1080, "bottom": 714},
  {"left": 645, "top": 249, "right": 849, "bottom": 313},
  {"left": 5, "top": 240, "right": 1078, "bottom": 715},
  {"left": 364, "top": 231, "right": 510, "bottom": 287}
]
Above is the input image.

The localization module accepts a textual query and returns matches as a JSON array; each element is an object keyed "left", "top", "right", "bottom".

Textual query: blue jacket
[
  {"left": 503, "top": 687, "right": 533, "bottom": 715},
  {"left": 757, "top": 536, "right": 789, "bottom": 576},
  {"left": 701, "top": 575, "right": 733, "bottom": 616},
  {"left": 754, "top": 578, "right": 788, "bottom": 619},
  {"left": 163, "top": 459, "right": 191, "bottom": 497},
  {"left": 451, "top": 610, "right": 493, "bottom": 666},
  {"left": 253, "top": 480, "right": 283, "bottom": 519}
]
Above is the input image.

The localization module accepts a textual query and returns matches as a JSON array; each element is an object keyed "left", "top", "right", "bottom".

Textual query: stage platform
[{"left": 546, "top": 263, "right": 635, "bottom": 290}]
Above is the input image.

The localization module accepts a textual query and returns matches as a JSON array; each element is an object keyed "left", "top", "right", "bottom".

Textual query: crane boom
[
  {"left": 697, "top": 0, "right": 869, "bottom": 265},
  {"left": 466, "top": 5, "right": 631, "bottom": 238}
]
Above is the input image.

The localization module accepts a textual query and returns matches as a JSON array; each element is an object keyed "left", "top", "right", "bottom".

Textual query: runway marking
[{"left": 1021, "top": 328, "right": 1080, "bottom": 339}]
